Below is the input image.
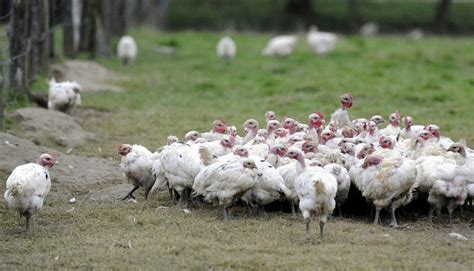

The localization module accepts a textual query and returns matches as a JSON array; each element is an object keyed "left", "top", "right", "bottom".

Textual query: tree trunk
[
  {"left": 0, "top": 53, "right": 4, "bottom": 131},
  {"left": 285, "top": 0, "right": 314, "bottom": 15},
  {"left": 284, "top": 0, "right": 314, "bottom": 29},
  {"left": 434, "top": 0, "right": 452, "bottom": 33},
  {"left": 79, "top": 0, "right": 96, "bottom": 57},
  {"left": 63, "top": 0, "right": 75, "bottom": 57},
  {"left": 154, "top": 0, "right": 169, "bottom": 29},
  {"left": 30, "top": 0, "right": 50, "bottom": 80},
  {"left": 8, "top": 0, "right": 30, "bottom": 99},
  {"left": 94, "top": 1, "right": 110, "bottom": 57},
  {"left": 102, "top": 0, "right": 127, "bottom": 42},
  {"left": 348, "top": 0, "right": 358, "bottom": 31},
  {"left": 49, "top": 0, "right": 56, "bottom": 59}
]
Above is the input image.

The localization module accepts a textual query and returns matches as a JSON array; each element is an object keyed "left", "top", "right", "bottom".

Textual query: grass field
[{"left": 1, "top": 28, "right": 474, "bottom": 269}]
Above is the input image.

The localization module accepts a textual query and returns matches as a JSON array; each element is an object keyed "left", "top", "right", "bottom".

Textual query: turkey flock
[{"left": 115, "top": 92, "right": 472, "bottom": 240}]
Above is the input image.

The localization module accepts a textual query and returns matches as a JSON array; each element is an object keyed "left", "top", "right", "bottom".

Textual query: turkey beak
[{"left": 54, "top": 160, "right": 59, "bottom": 165}]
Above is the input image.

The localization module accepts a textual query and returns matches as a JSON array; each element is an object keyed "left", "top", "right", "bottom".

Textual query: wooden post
[{"left": 8, "top": 0, "right": 30, "bottom": 100}]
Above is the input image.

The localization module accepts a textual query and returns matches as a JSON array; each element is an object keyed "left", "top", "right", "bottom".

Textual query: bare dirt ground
[
  {"left": 0, "top": 132, "right": 127, "bottom": 203},
  {"left": 10, "top": 108, "right": 98, "bottom": 148}
]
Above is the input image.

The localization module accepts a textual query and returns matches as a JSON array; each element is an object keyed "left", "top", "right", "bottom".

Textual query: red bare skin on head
[
  {"left": 274, "top": 128, "right": 287, "bottom": 138},
  {"left": 342, "top": 127, "right": 355, "bottom": 138},
  {"left": 118, "top": 144, "right": 132, "bottom": 156},
  {"left": 265, "top": 111, "right": 276, "bottom": 121},
  {"left": 234, "top": 148, "right": 249, "bottom": 157},
  {"left": 302, "top": 141, "right": 317, "bottom": 153},
  {"left": 212, "top": 119, "right": 227, "bottom": 134},
  {"left": 282, "top": 117, "right": 296, "bottom": 134},
  {"left": 403, "top": 116, "right": 412, "bottom": 130},
  {"left": 362, "top": 155, "right": 383, "bottom": 169},
  {"left": 37, "top": 153, "right": 58, "bottom": 168},
  {"left": 340, "top": 92, "right": 353, "bottom": 109},
  {"left": 308, "top": 112, "right": 325, "bottom": 129},
  {"left": 389, "top": 112, "right": 400, "bottom": 127},
  {"left": 424, "top": 125, "right": 440, "bottom": 141}
]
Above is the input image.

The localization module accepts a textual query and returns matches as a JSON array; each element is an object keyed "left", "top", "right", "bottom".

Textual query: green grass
[{"left": 2, "top": 28, "right": 474, "bottom": 269}]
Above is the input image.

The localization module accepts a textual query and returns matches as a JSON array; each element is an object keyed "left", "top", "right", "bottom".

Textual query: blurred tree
[
  {"left": 0, "top": 52, "right": 4, "bottom": 131},
  {"left": 63, "top": 0, "right": 75, "bottom": 57},
  {"left": 30, "top": 0, "right": 50, "bottom": 79},
  {"left": 348, "top": 0, "right": 359, "bottom": 31},
  {"left": 79, "top": 0, "right": 97, "bottom": 57},
  {"left": 9, "top": 0, "right": 30, "bottom": 99},
  {"left": 285, "top": 0, "right": 315, "bottom": 29},
  {"left": 434, "top": 0, "right": 452, "bottom": 32}
]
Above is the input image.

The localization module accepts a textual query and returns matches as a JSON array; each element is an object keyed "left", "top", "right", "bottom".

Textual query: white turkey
[
  {"left": 118, "top": 144, "right": 159, "bottom": 200},
  {"left": 156, "top": 142, "right": 204, "bottom": 205},
  {"left": 265, "top": 111, "right": 277, "bottom": 122},
  {"left": 428, "top": 176, "right": 467, "bottom": 226},
  {"left": 306, "top": 25, "right": 337, "bottom": 56},
  {"left": 4, "top": 153, "right": 58, "bottom": 231},
  {"left": 330, "top": 92, "right": 354, "bottom": 129},
  {"left": 324, "top": 163, "right": 350, "bottom": 216},
  {"left": 360, "top": 22, "right": 379, "bottom": 36},
  {"left": 216, "top": 36, "right": 236, "bottom": 62},
  {"left": 241, "top": 156, "right": 292, "bottom": 215},
  {"left": 47, "top": 78, "right": 81, "bottom": 113},
  {"left": 285, "top": 147, "right": 337, "bottom": 240},
  {"left": 193, "top": 158, "right": 258, "bottom": 221},
  {"left": 117, "top": 35, "right": 137, "bottom": 66},
  {"left": 262, "top": 35, "right": 298, "bottom": 57},
  {"left": 370, "top": 115, "right": 385, "bottom": 127},
  {"left": 201, "top": 119, "right": 228, "bottom": 142},
  {"left": 266, "top": 143, "right": 290, "bottom": 168},
  {"left": 379, "top": 111, "right": 401, "bottom": 138},
  {"left": 241, "top": 119, "right": 259, "bottom": 145},
  {"left": 350, "top": 153, "right": 417, "bottom": 227}
]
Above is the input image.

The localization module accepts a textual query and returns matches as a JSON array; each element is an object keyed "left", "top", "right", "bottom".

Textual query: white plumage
[
  {"left": 157, "top": 142, "right": 205, "bottom": 204},
  {"left": 241, "top": 156, "right": 292, "bottom": 211},
  {"left": 350, "top": 154, "right": 417, "bottom": 227},
  {"left": 117, "top": 35, "right": 138, "bottom": 66},
  {"left": 324, "top": 163, "right": 350, "bottom": 216},
  {"left": 47, "top": 78, "right": 81, "bottom": 113},
  {"left": 306, "top": 25, "right": 337, "bottom": 56},
  {"left": 428, "top": 176, "right": 467, "bottom": 225},
  {"left": 118, "top": 144, "right": 159, "bottom": 200},
  {"left": 262, "top": 35, "right": 298, "bottom": 57},
  {"left": 193, "top": 158, "right": 258, "bottom": 220},
  {"left": 330, "top": 93, "right": 353, "bottom": 129},
  {"left": 286, "top": 147, "right": 337, "bottom": 239},
  {"left": 4, "top": 153, "right": 57, "bottom": 231},
  {"left": 216, "top": 36, "right": 237, "bottom": 62}
]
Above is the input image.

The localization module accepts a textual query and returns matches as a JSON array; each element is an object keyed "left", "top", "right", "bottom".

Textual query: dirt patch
[
  {"left": 50, "top": 60, "right": 124, "bottom": 92},
  {"left": 10, "top": 108, "right": 97, "bottom": 148},
  {"left": 0, "top": 132, "right": 127, "bottom": 202}
]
